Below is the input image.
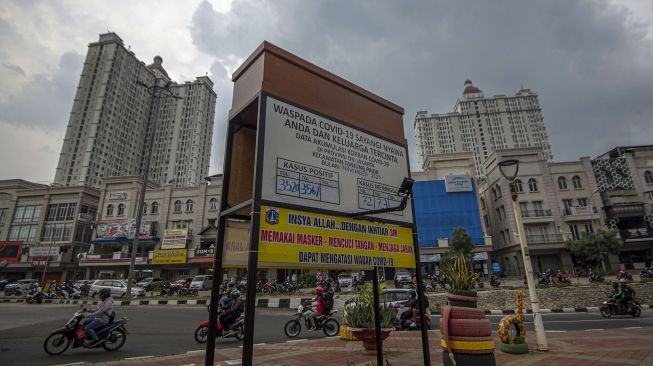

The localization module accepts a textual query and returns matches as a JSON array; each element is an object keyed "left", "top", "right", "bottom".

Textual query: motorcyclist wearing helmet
[
  {"left": 400, "top": 290, "right": 418, "bottom": 327},
  {"left": 306, "top": 286, "right": 325, "bottom": 330},
  {"left": 619, "top": 278, "right": 635, "bottom": 311},
  {"left": 218, "top": 282, "right": 236, "bottom": 309},
  {"left": 220, "top": 290, "right": 244, "bottom": 337},
  {"left": 82, "top": 288, "right": 113, "bottom": 345}
]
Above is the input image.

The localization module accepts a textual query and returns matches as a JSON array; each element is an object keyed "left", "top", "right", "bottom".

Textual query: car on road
[
  {"left": 394, "top": 270, "right": 412, "bottom": 288},
  {"left": 189, "top": 275, "right": 213, "bottom": 290},
  {"left": 89, "top": 279, "right": 145, "bottom": 298},
  {"left": 4, "top": 279, "right": 39, "bottom": 292},
  {"left": 136, "top": 277, "right": 167, "bottom": 291},
  {"left": 337, "top": 274, "right": 353, "bottom": 290}
]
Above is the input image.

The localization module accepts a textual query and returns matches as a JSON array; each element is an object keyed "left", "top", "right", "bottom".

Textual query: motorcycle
[
  {"left": 600, "top": 294, "right": 641, "bottom": 318},
  {"left": 639, "top": 266, "right": 653, "bottom": 279},
  {"left": 194, "top": 313, "right": 245, "bottom": 343},
  {"left": 43, "top": 307, "right": 128, "bottom": 355},
  {"left": 617, "top": 270, "right": 633, "bottom": 281},
  {"left": 475, "top": 277, "right": 484, "bottom": 289},
  {"left": 283, "top": 304, "right": 340, "bottom": 338},
  {"left": 537, "top": 272, "right": 551, "bottom": 285},
  {"left": 393, "top": 304, "right": 431, "bottom": 330},
  {"left": 588, "top": 270, "right": 604, "bottom": 283},
  {"left": 556, "top": 270, "right": 572, "bottom": 284},
  {"left": 26, "top": 287, "right": 47, "bottom": 304},
  {"left": 489, "top": 275, "right": 501, "bottom": 288}
]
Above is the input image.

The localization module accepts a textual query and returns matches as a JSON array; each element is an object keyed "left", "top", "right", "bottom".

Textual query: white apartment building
[
  {"left": 414, "top": 80, "right": 552, "bottom": 177},
  {"left": 53, "top": 33, "right": 216, "bottom": 189}
]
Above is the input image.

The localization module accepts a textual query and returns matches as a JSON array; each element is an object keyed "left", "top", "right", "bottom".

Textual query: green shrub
[
  {"left": 514, "top": 336, "right": 525, "bottom": 344},
  {"left": 343, "top": 283, "right": 395, "bottom": 329}
]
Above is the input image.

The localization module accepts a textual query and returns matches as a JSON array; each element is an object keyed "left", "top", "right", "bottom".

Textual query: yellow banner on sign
[
  {"left": 258, "top": 205, "right": 416, "bottom": 269},
  {"left": 152, "top": 249, "right": 187, "bottom": 264}
]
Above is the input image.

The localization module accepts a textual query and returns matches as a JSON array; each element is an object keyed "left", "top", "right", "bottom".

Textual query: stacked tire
[{"left": 440, "top": 290, "right": 496, "bottom": 366}]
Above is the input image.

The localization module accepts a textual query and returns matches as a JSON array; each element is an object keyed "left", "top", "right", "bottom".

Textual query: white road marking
[
  {"left": 186, "top": 350, "right": 204, "bottom": 354},
  {"left": 225, "top": 360, "right": 242, "bottom": 365},
  {"left": 52, "top": 363, "right": 87, "bottom": 366},
  {"left": 124, "top": 355, "right": 154, "bottom": 360},
  {"left": 286, "top": 339, "right": 307, "bottom": 343},
  {"left": 546, "top": 330, "right": 567, "bottom": 333},
  {"left": 254, "top": 342, "right": 267, "bottom": 346},
  {"left": 584, "top": 329, "right": 605, "bottom": 331},
  {"left": 624, "top": 326, "right": 643, "bottom": 329}
]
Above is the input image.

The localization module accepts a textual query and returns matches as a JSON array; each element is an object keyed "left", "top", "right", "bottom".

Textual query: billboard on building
[
  {"left": 444, "top": 175, "right": 473, "bottom": 192},
  {"left": 29, "top": 247, "right": 59, "bottom": 257},
  {"left": 161, "top": 229, "right": 188, "bottom": 249},
  {"left": 95, "top": 219, "right": 152, "bottom": 239},
  {"left": 152, "top": 249, "right": 187, "bottom": 264},
  {"left": 260, "top": 97, "right": 413, "bottom": 225},
  {"left": 0, "top": 241, "right": 22, "bottom": 262},
  {"left": 257, "top": 205, "right": 415, "bottom": 269}
]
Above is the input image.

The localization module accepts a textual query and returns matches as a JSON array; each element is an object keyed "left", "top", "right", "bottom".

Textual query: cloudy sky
[{"left": 0, "top": 0, "right": 652, "bottom": 183}]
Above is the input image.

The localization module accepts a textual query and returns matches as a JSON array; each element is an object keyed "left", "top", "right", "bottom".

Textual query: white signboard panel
[
  {"left": 445, "top": 175, "right": 473, "bottom": 192},
  {"left": 261, "top": 96, "right": 413, "bottom": 224}
]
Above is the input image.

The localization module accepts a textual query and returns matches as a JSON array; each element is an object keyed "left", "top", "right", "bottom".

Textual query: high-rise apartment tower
[
  {"left": 414, "top": 80, "right": 552, "bottom": 176},
  {"left": 53, "top": 33, "right": 216, "bottom": 188}
]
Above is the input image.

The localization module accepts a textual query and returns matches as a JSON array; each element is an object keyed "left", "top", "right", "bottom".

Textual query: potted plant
[
  {"left": 440, "top": 253, "right": 496, "bottom": 366},
  {"left": 343, "top": 284, "right": 395, "bottom": 351}
]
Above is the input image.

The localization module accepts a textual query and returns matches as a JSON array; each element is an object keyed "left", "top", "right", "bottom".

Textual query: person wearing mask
[
  {"left": 220, "top": 290, "right": 244, "bottom": 337},
  {"left": 82, "top": 288, "right": 113, "bottom": 346},
  {"left": 619, "top": 278, "right": 636, "bottom": 312},
  {"left": 305, "top": 286, "right": 325, "bottom": 330}
]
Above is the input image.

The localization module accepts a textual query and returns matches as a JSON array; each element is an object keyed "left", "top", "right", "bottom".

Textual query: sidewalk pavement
[{"left": 94, "top": 327, "right": 653, "bottom": 366}]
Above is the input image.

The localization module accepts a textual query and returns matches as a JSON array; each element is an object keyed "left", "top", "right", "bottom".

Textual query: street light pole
[
  {"left": 498, "top": 159, "right": 548, "bottom": 352},
  {"left": 126, "top": 79, "right": 180, "bottom": 299},
  {"left": 587, "top": 188, "right": 606, "bottom": 271}
]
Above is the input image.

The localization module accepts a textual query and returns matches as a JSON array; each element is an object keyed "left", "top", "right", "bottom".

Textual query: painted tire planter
[
  {"left": 441, "top": 290, "right": 496, "bottom": 365},
  {"left": 498, "top": 315, "right": 526, "bottom": 344},
  {"left": 348, "top": 328, "right": 393, "bottom": 351},
  {"left": 500, "top": 341, "right": 529, "bottom": 354}
]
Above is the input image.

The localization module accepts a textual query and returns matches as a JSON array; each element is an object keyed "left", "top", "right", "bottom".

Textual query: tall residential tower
[
  {"left": 414, "top": 80, "right": 552, "bottom": 176},
  {"left": 53, "top": 33, "right": 216, "bottom": 189}
]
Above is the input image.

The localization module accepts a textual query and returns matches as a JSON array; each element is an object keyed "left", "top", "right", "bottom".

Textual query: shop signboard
[
  {"left": 258, "top": 205, "right": 415, "bottom": 269},
  {"left": 260, "top": 97, "right": 412, "bottom": 225},
  {"left": 109, "top": 192, "right": 128, "bottom": 200},
  {"left": 29, "top": 247, "right": 59, "bottom": 258},
  {"left": 79, "top": 256, "right": 147, "bottom": 266},
  {"left": 161, "top": 228, "right": 188, "bottom": 249},
  {"left": 95, "top": 218, "right": 152, "bottom": 239},
  {"left": 191, "top": 226, "right": 250, "bottom": 265},
  {"left": 0, "top": 241, "right": 22, "bottom": 262},
  {"left": 152, "top": 249, "right": 187, "bottom": 265}
]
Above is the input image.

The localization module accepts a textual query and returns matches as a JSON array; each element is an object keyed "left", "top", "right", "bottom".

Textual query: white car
[
  {"left": 189, "top": 275, "right": 213, "bottom": 290},
  {"left": 89, "top": 279, "right": 145, "bottom": 298},
  {"left": 337, "top": 275, "right": 353, "bottom": 289}
]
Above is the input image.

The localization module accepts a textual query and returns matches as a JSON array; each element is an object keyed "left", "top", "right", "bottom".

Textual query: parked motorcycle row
[
  {"left": 536, "top": 268, "right": 574, "bottom": 285},
  {"left": 423, "top": 271, "right": 501, "bottom": 290}
]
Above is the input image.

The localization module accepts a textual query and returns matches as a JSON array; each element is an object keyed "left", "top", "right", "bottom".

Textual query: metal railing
[
  {"left": 520, "top": 209, "right": 552, "bottom": 218},
  {"left": 563, "top": 206, "right": 597, "bottom": 216},
  {"left": 526, "top": 233, "right": 564, "bottom": 243}
]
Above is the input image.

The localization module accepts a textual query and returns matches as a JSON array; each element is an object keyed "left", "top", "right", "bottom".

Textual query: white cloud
[{"left": 0, "top": 121, "right": 62, "bottom": 183}]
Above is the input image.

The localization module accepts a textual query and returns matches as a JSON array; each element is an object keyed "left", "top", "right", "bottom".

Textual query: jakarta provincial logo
[{"left": 265, "top": 207, "right": 280, "bottom": 225}]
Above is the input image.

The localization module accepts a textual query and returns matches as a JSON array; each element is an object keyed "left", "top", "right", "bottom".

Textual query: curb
[{"left": 3, "top": 297, "right": 652, "bottom": 313}]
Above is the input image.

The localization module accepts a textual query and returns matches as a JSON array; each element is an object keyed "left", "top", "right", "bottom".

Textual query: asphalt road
[{"left": 1, "top": 304, "right": 652, "bottom": 366}]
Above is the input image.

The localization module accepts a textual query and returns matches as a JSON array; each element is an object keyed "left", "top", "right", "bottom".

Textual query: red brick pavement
[{"left": 95, "top": 327, "right": 653, "bottom": 366}]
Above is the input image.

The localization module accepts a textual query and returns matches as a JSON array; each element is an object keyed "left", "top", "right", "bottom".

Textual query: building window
[
  {"left": 142, "top": 203, "right": 148, "bottom": 214},
  {"left": 117, "top": 204, "right": 125, "bottom": 216},
  {"left": 519, "top": 202, "right": 529, "bottom": 217},
  {"left": 186, "top": 200, "right": 194, "bottom": 212},
  {"left": 209, "top": 198, "right": 218, "bottom": 211},
  {"left": 562, "top": 199, "right": 573, "bottom": 210},
  {"left": 577, "top": 198, "right": 588, "bottom": 207},
  {"left": 528, "top": 178, "right": 538, "bottom": 192},
  {"left": 491, "top": 188, "right": 497, "bottom": 200},
  {"left": 208, "top": 218, "right": 216, "bottom": 227},
  {"left": 174, "top": 200, "right": 182, "bottom": 212},
  {"left": 585, "top": 223, "right": 594, "bottom": 234},
  {"left": 496, "top": 185, "right": 502, "bottom": 198},
  {"left": 645, "top": 170, "right": 653, "bottom": 184},
  {"left": 151, "top": 201, "right": 159, "bottom": 214},
  {"left": 106, "top": 204, "right": 114, "bottom": 216},
  {"left": 558, "top": 176, "right": 568, "bottom": 190},
  {"left": 13, "top": 205, "right": 42, "bottom": 223},
  {"left": 569, "top": 225, "right": 580, "bottom": 240},
  {"left": 572, "top": 175, "right": 582, "bottom": 189},
  {"left": 513, "top": 179, "right": 524, "bottom": 193}
]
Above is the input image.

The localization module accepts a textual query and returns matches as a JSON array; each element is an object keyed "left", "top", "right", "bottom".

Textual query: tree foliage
[
  {"left": 565, "top": 228, "right": 623, "bottom": 262},
  {"left": 450, "top": 227, "right": 475, "bottom": 257}
]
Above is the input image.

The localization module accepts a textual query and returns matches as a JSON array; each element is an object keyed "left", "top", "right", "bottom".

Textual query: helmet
[
  {"left": 98, "top": 288, "right": 111, "bottom": 300},
  {"left": 227, "top": 282, "right": 235, "bottom": 288},
  {"left": 315, "top": 286, "right": 324, "bottom": 295},
  {"left": 409, "top": 290, "right": 417, "bottom": 298},
  {"left": 230, "top": 290, "right": 241, "bottom": 299},
  {"left": 611, "top": 281, "right": 619, "bottom": 289}
]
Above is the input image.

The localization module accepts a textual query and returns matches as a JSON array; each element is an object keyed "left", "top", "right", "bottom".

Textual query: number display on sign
[{"left": 276, "top": 158, "right": 340, "bottom": 205}]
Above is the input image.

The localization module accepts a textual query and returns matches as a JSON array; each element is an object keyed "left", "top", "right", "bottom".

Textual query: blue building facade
[{"left": 413, "top": 179, "right": 484, "bottom": 248}]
